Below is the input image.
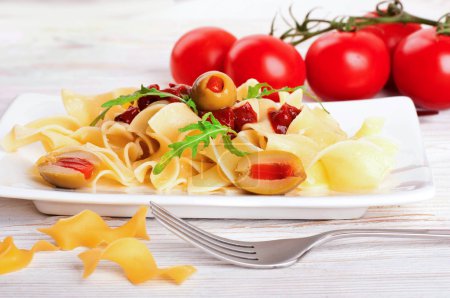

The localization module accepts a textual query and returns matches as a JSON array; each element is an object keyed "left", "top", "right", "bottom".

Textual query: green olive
[
  {"left": 191, "top": 71, "right": 237, "bottom": 111},
  {"left": 235, "top": 150, "right": 306, "bottom": 195},
  {"left": 37, "top": 150, "right": 100, "bottom": 189}
]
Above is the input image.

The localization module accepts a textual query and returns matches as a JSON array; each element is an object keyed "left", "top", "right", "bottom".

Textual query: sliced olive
[
  {"left": 235, "top": 150, "right": 306, "bottom": 195},
  {"left": 37, "top": 150, "right": 100, "bottom": 189},
  {"left": 191, "top": 71, "right": 237, "bottom": 111}
]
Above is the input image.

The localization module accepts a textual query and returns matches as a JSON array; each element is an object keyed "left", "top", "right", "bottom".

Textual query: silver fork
[{"left": 150, "top": 202, "right": 450, "bottom": 269}]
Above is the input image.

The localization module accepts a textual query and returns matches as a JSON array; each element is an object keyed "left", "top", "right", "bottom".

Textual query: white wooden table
[{"left": 1, "top": 0, "right": 450, "bottom": 296}]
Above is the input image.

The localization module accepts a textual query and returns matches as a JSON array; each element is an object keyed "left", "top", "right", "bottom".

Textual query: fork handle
[{"left": 321, "top": 229, "right": 450, "bottom": 241}]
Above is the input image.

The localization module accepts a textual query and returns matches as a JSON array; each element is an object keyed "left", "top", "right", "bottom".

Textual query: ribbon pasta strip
[
  {"left": 0, "top": 206, "right": 196, "bottom": 285},
  {"left": 0, "top": 237, "right": 58, "bottom": 275},
  {"left": 79, "top": 238, "right": 196, "bottom": 285}
]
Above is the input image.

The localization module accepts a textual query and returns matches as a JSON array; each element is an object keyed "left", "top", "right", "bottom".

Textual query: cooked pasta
[{"left": 1, "top": 74, "right": 398, "bottom": 195}]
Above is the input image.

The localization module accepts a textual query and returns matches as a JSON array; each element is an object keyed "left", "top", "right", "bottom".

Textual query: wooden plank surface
[{"left": 1, "top": 0, "right": 450, "bottom": 296}]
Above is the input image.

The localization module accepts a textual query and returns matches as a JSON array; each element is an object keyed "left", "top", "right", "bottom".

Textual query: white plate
[{"left": 0, "top": 94, "right": 434, "bottom": 219}]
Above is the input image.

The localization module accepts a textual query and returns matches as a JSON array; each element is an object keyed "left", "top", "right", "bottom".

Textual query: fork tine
[
  {"left": 152, "top": 207, "right": 259, "bottom": 261},
  {"left": 152, "top": 216, "right": 260, "bottom": 267},
  {"left": 150, "top": 202, "right": 254, "bottom": 248}
]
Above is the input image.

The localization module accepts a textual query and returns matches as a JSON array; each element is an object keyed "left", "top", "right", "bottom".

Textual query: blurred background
[{"left": 1, "top": 0, "right": 449, "bottom": 104}]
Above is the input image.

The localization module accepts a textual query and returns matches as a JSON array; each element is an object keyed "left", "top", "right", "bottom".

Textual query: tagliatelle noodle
[
  {"left": 61, "top": 88, "right": 137, "bottom": 126},
  {"left": 281, "top": 88, "right": 303, "bottom": 109},
  {"left": 300, "top": 160, "right": 330, "bottom": 191},
  {"left": 38, "top": 206, "right": 149, "bottom": 250},
  {"left": 188, "top": 165, "right": 231, "bottom": 193},
  {"left": 128, "top": 102, "right": 167, "bottom": 135},
  {"left": 78, "top": 237, "right": 196, "bottom": 285},
  {"left": 0, "top": 237, "right": 58, "bottom": 275},
  {"left": 314, "top": 139, "right": 395, "bottom": 192},
  {"left": 265, "top": 133, "right": 320, "bottom": 169},
  {"left": 70, "top": 126, "right": 105, "bottom": 147},
  {"left": 1, "top": 116, "right": 81, "bottom": 152},
  {"left": 353, "top": 117, "right": 386, "bottom": 139},
  {"left": 287, "top": 105, "right": 347, "bottom": 149},
  {"left": 210, "top": 135, "right": 261, "bottom": 183},
  {"left": 148, "top": 103, "right": 201, "bottom": 142},
  {"left": 236, "top": 78, "right": 259, "bottom": 101}
]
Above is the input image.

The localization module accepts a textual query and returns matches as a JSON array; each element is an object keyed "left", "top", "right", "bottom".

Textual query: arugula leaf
[
  {"left": 245, "top": 83, "right": 329, "bottom": 114},
  {"left": 90, "top": 85, "right": 198, "bottom": 126},
  {"left": 153, "top": 113, "right": 248, "bottom": 175},
  {"left": 246, "top": 83, "right": 271, "bottom": 99},
  {"left": 185, "top": 98, "right": 198, "bottom": 114},
  {"left": 90, "top": 107, "right": 112, "bottom": 127},
  {"left": 101, "top": 85, "right": 179, "bottom": 108},
  {"left": 223, "top": 134, "right": 247, "bottom": 157}
]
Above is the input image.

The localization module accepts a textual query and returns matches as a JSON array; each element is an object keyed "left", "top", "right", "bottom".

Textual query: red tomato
[
  {"left": 394, "top": 28, "right": 450, "bottom": 110},
  {"left": 305, "top": 31, "right": 390, "bottom": 100},
  {"left": 361, "top": 12, "right": 421, "bottom": 89},
  {"left": 171, "top": 27, "right": 236, "bottom": 85},
  {"left": 224, "top": 35, "right": 306, "bottom": 89}
]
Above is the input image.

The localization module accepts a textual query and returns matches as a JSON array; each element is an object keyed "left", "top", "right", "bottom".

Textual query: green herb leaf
[
  {"left": 185, "top": 98, "right": 198, "bottom": 114},
  {"left": 153, "top": 113, "right": 248, "bottom": 175},
  {"left": 89, "top": 107, "right": 112, "bottom": 126},
  {"left": 101, "top": 85, "right": 178, "bottom": 108},
  {"left": 299, "top": 86, "right": 330, "bottom": 114},
  {"left": 245, "top": 83, "right": 329, "bottom": 114},
  {"left": 90, "top": 85, "right": 198, "bottom": 126},
  {"left": 246, "top": 83, "right": 271, "bottom": 99},
  {"left": 223, "top": 134, "right": 248, "bottom": 157}
]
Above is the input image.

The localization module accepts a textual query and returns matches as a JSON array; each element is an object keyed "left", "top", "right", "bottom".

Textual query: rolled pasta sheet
[
  {"left": 39, "top": 130, "right": 82, "bottom": 152},
  {"left": 287, "top": 105, "right": 347, "bottom": 149},
  {"left": 314, "top": 139, "right": 396, "bottom": 192},
  {"left": 129, "top": 102, "right": 167, "bottom": 135},
  {"left": 133, "top": 133, "right": 182, "bottom": 190},
  {"left": 353, "top": 117, "right": 386, "bottom": 139},
  {"left": 71, "top": 126, "right": 105, "bottom": 147},
  {"left": 210, "top": 135, "right": 261, "bottom": 183},
  {"left": 235, "top": 130, "right": 266, "bottom": 149},
  {"left": 150, "top": 158, "right": 180, "bottom": 191},
  {"left": 61, "top": 88, "right": 137, "bottom": 126},
  {"left": 188, "top": 165, "right": 231, "bottom": 193},
  {"left": 1, "top": 116, "right": 81, "bottom": 152},
  {"left": 300, "top": 160, "right": 329, "bottom": 191},
  {"left": 101, "top": 121, "right": 135, "bottom": 149},
  {"left": 236, "top": 78, "right": 259, "bottom": 101},
  {"left": 132, "top": 134, "right": 171, "bottom": 184},
  {"left": 265, "top": 133, "right": 320, "bottom": 169},
  {"left": 148, "top": 103, "right": 200, "bottom": 142},
  {"left": 81, "top": 144, "right": 137, "bottom": 186},
  {"left": 280, "top": 88, "right": 303, "bottom": 109},
  {"left": 244, "top": 98, "right": 278, "bottom": 134}
]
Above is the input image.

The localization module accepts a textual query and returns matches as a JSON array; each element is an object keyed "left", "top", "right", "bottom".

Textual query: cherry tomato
[
  {"left": 394, "top": 28, "right": 450, "bottom": 110},
  {"left": 171, "top": 27, "right": 236, "bottom": 85},
  {"left": 305, "top": 31, "right": 390, "bottom": 100},
  {"left": 224, "top": 35, "right": 306, "bottom": 89},
  {"left": 361, "top": 12, "right": 421, "bottom": 89}
]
